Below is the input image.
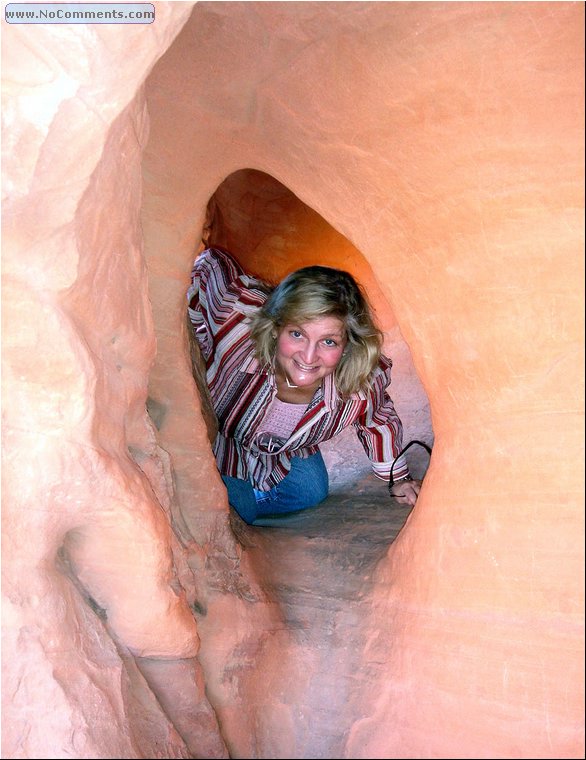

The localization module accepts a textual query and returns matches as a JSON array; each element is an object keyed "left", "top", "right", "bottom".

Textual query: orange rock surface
[{"left": 2, "top": 2, "right": 584, "bottom": 759}]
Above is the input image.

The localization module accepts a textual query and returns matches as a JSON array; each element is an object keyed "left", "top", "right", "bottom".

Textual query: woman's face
[{"left": 275, "top": 316, "right": 347, "bottom": 389}]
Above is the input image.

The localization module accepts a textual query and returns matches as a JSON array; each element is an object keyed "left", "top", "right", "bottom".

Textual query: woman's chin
[{"left": 289, "top": 368, "right": 319, "bottom": 384}]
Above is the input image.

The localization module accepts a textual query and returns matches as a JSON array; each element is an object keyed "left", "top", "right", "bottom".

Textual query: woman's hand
[{"left": 390, "top": 478, "right": 421, "bottom": 507}]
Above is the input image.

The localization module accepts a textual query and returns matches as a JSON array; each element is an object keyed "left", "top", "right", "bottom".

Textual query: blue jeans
[{"left": 221, "top": 452, "right": 329, "bottom": 525}]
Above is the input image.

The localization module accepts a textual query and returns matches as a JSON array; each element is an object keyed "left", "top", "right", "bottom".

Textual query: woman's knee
[
  {"left": 289, "top": 453, "right": 329, "bottom": 506},
  {"left": 221, "top": 475, "right": 259, "bottom": 524},
  {"left": 313, "top": 475, "right": 329, "bottom": 505}
]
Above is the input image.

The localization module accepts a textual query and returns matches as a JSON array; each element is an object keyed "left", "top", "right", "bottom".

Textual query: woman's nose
[{"left": 299, "top": 342, "right": 317, "bottom": 363}]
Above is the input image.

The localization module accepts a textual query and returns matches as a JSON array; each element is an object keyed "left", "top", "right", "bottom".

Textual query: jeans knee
[
  {"left": 295, "top": 454, "right": 329, "bottom": 506},
  {"left": 313, "top": 478, "right": 329, "bottom": 506},
  {"left": 222, "top": 475, "right": 259, "bottom": 524}
]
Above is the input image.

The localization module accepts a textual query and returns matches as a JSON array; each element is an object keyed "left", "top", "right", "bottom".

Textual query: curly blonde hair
[{"left": 248, "top": 265, "right": 383, "bottom": 397}]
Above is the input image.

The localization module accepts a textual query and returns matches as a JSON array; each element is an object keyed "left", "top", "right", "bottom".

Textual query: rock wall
[
  {"left": 2, "top": 2, "right": 584, "bottom": 759},
  {"left": 1, "top": 4, "right": 228, "bottom": 758}
]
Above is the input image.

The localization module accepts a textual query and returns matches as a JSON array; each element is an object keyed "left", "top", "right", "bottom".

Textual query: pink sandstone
[{"left": 1, "top": 2, "right": 584, "bottom": 759}]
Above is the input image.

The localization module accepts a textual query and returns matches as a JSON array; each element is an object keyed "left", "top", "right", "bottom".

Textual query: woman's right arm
[{"left": 186, "top": 247, "right": 245, "bottom": 360}]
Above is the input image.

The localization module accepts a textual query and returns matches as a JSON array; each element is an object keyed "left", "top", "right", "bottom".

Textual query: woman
[{"left": 187, "top": 246, "right": 421, "bottom": 525}]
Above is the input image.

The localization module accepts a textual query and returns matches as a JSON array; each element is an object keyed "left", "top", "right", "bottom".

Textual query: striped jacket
[{"left": 187, "top": 247, "right": 409, "bottom": 491}]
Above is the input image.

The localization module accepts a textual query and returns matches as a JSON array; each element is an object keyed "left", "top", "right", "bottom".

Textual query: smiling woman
[{"left": 187, "top": 245, "right": 422, "bottom": 525}]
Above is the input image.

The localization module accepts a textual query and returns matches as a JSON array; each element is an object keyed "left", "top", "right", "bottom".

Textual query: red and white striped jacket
[{"left": 187, "top": 247, "right": 409, "bottom": 491}]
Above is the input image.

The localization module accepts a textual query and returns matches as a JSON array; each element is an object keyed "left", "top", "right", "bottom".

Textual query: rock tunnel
[{"left": 1, "top": 2, "right": 584, "bottom": 759}]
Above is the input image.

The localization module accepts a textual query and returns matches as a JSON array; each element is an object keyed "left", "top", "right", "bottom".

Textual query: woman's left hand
[{"left": 390, "top": 478, "right": 421, "bottom": 507}]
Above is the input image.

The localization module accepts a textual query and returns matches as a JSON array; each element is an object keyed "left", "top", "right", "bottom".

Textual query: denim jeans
[{"left": 221, "top": 452, "right": 329, "bottom": 525}]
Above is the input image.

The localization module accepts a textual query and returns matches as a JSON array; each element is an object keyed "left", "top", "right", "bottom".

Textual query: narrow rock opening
[
  {"left": 193, "top": 167, "right": 434, "bottom": 494},
  {"left": 173, "top": 168, "right": 435, "bottom": 756}
]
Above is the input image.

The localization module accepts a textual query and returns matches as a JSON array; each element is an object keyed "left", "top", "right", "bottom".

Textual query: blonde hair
[{"left": 248, "top": 265, "right": 383, "bottom": 397}]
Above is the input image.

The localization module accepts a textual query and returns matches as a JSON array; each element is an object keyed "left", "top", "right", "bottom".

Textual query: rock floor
[
  {"left": 207, "top": 428, "right": 432, "bottom": 758},
  {"left": 232, "top": 467, "right": 415, "bottom": 759}
]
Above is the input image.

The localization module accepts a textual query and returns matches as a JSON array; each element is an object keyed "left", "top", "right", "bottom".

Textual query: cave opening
[
  {"left": 187, "top": 167, "right": 434, "bottom": 510},
  {"left": 171, "top": 173, "right": 436, "bottom": 759}
]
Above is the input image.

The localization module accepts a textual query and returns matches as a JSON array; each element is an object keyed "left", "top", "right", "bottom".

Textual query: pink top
[{"left": 260, "top": 396, "right": 307, "bottom": 440}]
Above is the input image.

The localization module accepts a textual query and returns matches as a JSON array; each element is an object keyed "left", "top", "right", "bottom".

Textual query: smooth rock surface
[{"left": 2, "top": 2, "right": 584, "bottom": 759}]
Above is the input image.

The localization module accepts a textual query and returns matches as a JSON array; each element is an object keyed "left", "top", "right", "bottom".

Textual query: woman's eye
[
  {"left": 290, "top": 330, "right": 302, "bottom": 338},
  {"left": 323, "top": 339, "right": 337, "bottom": 347}
]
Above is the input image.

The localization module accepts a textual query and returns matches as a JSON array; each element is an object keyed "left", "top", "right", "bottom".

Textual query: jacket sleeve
[
  {"left": 352, "top": 356, "right": 410, "bottom": 481},
  {"left": 186, "top": 247, "right": 246, "bottom": 361}
]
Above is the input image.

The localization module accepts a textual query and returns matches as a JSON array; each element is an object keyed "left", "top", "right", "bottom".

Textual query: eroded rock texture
[{"left": 2, "top": 2, "right": 584, "bottom": 759}]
